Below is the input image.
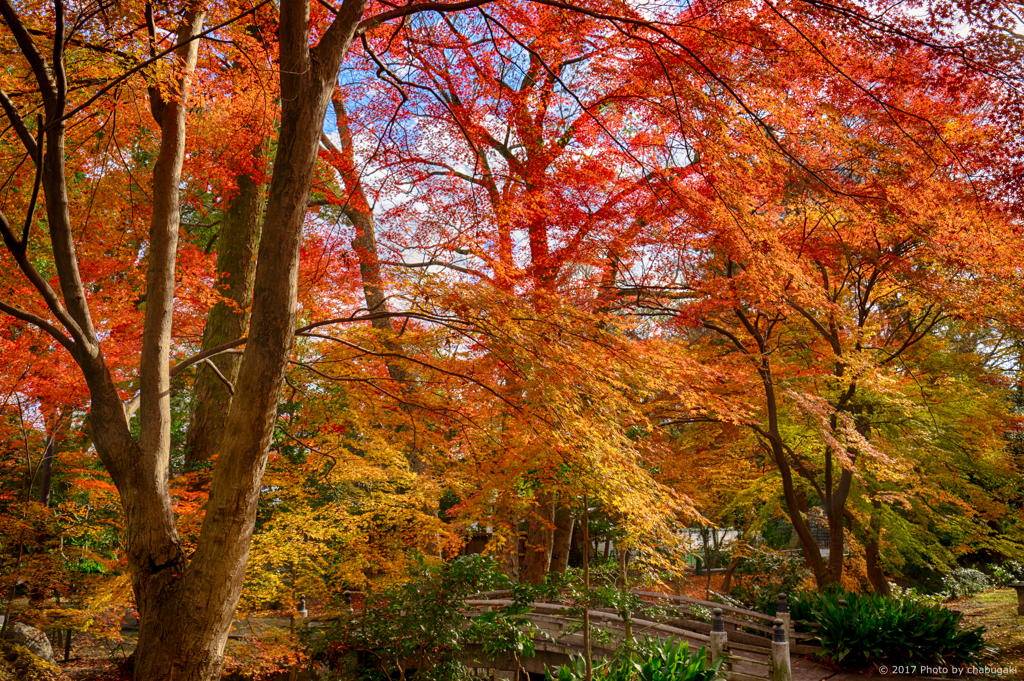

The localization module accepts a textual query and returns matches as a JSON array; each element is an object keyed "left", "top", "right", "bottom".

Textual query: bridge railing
[
  {"left": 629, "top": 591, "right": 820, "bottom": 653},
  {"left": 463, "top": 598, "right": 794, "bottom": 681},
  {"left": 334, "top": 588, "right": 806, "bottom": 681}
]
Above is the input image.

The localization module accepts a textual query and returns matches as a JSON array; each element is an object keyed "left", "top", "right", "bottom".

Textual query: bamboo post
[
  {"left": 583, "top": 495, "right": 592, "bottom": 681},
  {"left": 618, "top": 542, "right": 633, "bottom": 645}
]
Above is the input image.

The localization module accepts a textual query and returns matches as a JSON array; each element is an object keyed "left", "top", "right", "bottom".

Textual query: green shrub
[
  {"left": 729, "top": 547, "right": 809, "bottom": 615},
  {"left": 628, "top": 638, "right": 723, "bottom": 681},
  {"left": 887, "top": 584, "right": 945, "bottom": 607},
  {"left": 941, "top": 568, "right": 988, "bottom": 599},
  {"left": 307, "top": 555, "right": 556, "bottom": 681},
  {"left": 810, "top": 591, "right": 988, "bottom": 670},
  {"left": 989, "top": 560, "right": 1024, "bottom": 587},
  {"left": 546, "top": 637, "right": 723, "bottom": 681},
  {"left": 783, "top": 588, "right": 820, "bottom": 627}
]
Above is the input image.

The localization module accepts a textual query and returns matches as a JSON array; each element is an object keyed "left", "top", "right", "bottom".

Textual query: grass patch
[{"left": 948, "top": 589, "right": 1024, "bottom": 679}]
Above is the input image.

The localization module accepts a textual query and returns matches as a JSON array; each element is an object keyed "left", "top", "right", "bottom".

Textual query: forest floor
[{"left": 55, "top": 630, "right": 133, "bottom": 680}]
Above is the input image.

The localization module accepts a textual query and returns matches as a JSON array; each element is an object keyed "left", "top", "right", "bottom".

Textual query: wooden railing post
[
  {"left": 770, "top": 618, "right": 792, "bottom": 681},
  {"left": 775, "top": 593, "right": 791, "bottom": 642},
  {"left": 709, "top": 607, "right": 729, "bottom": 665}
]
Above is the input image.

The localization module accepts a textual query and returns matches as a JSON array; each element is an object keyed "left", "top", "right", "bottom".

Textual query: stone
[
  {"left": 771, "top": 618, "right": 792, "bottom": 681},
  {"left": 2, "top": 621, "right": 56, "bottom": 664},
  {"left": 1011, "top": 582, "right": 1024, "bottom": 616},
  {"left": 120, "top": 608, "right": 139, "bottom": 630}
]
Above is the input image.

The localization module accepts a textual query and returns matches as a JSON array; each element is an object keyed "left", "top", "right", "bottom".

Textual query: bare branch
[
  {"left": 199, "top": 358, "right": 235, "bottom": 396},
  {"left": 0, "top": 299, "right": 74, "bottom": 353},
  {"left": 0, "top": 208, "right": 86, "bottom": 343},
  {"left": 357, "top": 0, "right": 495, "bottom": 35},
  {"left": 21, "top": 115, "right": 44, "bottom": 247},
  {"left": 382, "top": 259, "right": 481, "bottom": 277},
  {"left": 0, "top": 90, "right": 38, "bottom": 157},
  {"left": 169, "top": 340, "right": 247, "bottom": 379},
  {"left": 298, "top": 331, "right": 524, "bottom": 411}
]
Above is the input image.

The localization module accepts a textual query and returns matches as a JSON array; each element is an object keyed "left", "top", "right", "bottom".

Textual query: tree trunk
[
  {"left": 824, "top": 467, "right": 853, "bottom": 586},
  {"left": 720, "top": 554, "right": 742, "bottom": 593},
  {"left": 500, "top": 536, "right": 521, "bottom": 580},
  {"left": 708, "top": 307, "right": 830, "bottom": 588},
  {"left": 823, "top": 407, "right": 867, "bottom": 587},
  {"left": 863, "top": 500, "right": 890, "bottom": 595},
  {"left": 520, "top": 491, "right": 555, "bottom": 584},
  {"left": 185, "top": 172, "right": 263, "bottom": 466},
  {"left": 495, "top": 496, "right": 520, "bottom": 579},
  {"left": 327, "top": 94, "right": 393, "bottom": 336},
  {"left": 324, "top": 93, "right": 411, "bottom": 383},
  {"left": 550, "top": 502, "right": 574, "bottom": 574},
  {"left": 825, "top": 514, "right": 845, "bottom": 585},
  {"left": 37, "top": 413, "right": 62, "bottom": 506},
  {"left": 769, "top": 435, "right": 829, "bottom": 587},
  {"left": 323, "top": 91, "right": 426, "bottom": 473},
  {"left": 0, "top": 0, "right": 365, "bottom": 679},
  {"left": 127, "top": 4, "right": 367, "bottom": 679}
]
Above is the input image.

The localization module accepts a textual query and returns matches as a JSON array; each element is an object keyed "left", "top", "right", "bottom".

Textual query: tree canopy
[{"left": 0, "top": 0, "right": 1022, "bottom": 678}]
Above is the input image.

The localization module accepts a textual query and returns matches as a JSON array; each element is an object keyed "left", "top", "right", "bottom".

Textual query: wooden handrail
[
  {"left": 631, "top": 590, "right": 777, "bottom": 623},
  {"left": 464, "top": 599, "right": 712, "bottom": 644}
]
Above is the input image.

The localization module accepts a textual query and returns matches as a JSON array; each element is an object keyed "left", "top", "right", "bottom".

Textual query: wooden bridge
[{"left": 461, "top": 591, "right": 821, "bottom": 681}]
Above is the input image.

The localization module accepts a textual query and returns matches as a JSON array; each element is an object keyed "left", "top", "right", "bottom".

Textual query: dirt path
[
  {"left": 949, "top": 589, "right": 1023, "bottom": 679},
  {"left": 54, "top": 631, "right": 133, "bottom": 681}
]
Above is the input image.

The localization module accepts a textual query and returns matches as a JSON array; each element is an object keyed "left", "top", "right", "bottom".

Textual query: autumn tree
[
  {"left": 0, "top": 0, "right": 425, "bottom": 677},
  {"left": 1, "top": 0, "right": 1023, "bottom": 678}
]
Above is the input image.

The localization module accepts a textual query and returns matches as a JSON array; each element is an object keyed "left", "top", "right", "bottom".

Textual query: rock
[
  {"left": 120, "top": 609, "right": 139, "bottom": 630},
  {"left": 1, "top": 622, "right": 55, "bottom": 664}
]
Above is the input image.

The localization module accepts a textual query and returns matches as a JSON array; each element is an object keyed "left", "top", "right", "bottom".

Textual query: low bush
[
  {"left": 941, "top": 567, "right": 989, "bottom": 599},
  {"left": 546, "top": 637, "right": 723, "bottom": 681},
  {"left": 783, "top": 588, "right": 821, "bottom": 627},
  {"left": 307, "top": 554, "right": 552, "bottom": 681},
  {"left": 809, "top": 591, "right": 988, "bottom": 670},
  {"left": 728, "top": 547, "right": 809, "bottom": 615},
  {"left": 989, "top": 560, "right": 1024, "bottom": 587},
  {"left": 886, "top": 584, "right": 945, "bottom": 607}
]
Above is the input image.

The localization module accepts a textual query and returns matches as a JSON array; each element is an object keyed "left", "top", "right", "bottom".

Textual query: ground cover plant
[
  {"left": 803, "top": 590, "right": 989, "bottom": 671},
  {"left": 942, "top": 569, "right": 991, "bottom": 600},
  {"left": 546, "top": 638, "right": 723, "bottom": 681}
]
